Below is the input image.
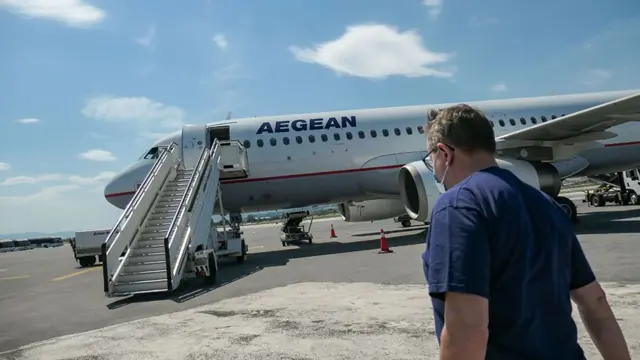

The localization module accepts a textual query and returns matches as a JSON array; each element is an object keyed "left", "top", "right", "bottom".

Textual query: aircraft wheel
[
  {"left": 401, "top": 220, "right": 411, "bottom": 228},
  {"left": 556, "top": 196, "right": 579, "bottom": 224}
]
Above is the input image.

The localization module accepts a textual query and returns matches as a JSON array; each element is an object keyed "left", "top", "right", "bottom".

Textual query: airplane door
[
  {"left": 181, "top": 124, "right": 207, "bottom": 169},
  {"left": 208, "top": 126, "right": 231, "bottom": 146}
]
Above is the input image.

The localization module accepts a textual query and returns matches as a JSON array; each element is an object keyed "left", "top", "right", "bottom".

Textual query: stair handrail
[
  {"left": 162, "top": 140, "right": 220, "bottom": 290},
  {"left": 101, "top": 142, "right": 178, "bottom": 293}
]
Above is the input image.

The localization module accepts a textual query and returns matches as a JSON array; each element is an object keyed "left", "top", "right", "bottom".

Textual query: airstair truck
[{"left": 74, "top": 229, "right": 111, "bottom": 267}]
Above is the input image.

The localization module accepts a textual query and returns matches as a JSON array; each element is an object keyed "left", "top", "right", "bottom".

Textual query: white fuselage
[{"left": 104, "top": 89, "right": 640, "bottom": 214}]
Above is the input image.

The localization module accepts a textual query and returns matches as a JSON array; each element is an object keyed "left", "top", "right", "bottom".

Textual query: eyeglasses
[{"left": 422, "top": 144, "right": 455, "bottom": 172}]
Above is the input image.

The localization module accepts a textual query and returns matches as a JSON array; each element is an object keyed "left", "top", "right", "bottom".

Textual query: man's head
[{"left": 425, "top": 104, "right": 497, "bottom": 191}]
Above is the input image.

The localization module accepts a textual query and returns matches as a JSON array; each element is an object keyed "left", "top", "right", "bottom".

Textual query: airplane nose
[{"left": 104, "top": 173, "right": 133, "bottom": 210}]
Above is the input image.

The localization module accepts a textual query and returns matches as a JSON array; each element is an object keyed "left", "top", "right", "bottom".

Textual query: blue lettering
[
  {"left": 274, "top": 121, "right": 289, "bottom": 132},
  {"left": 341, "top": 116, "right": 356, "bottom": 128},
  {"left": 291, "top": 119, "right": 307, "bottom": 131},
  {"left": 309, "top": 118, "right": 323, "bottom": 130},
  {"left": 325, "top": 117, "right": 340, "bottom": 129},
  {"left": 256, "top": 116, "right": 358, "bottom": 134},
  {"left": 256, "top": 122, "right": 274, "bottom": 135}
]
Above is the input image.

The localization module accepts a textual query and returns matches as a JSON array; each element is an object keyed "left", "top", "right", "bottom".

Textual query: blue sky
[{"left": 0, "top": 0, "right": 639, "bottom": 234}]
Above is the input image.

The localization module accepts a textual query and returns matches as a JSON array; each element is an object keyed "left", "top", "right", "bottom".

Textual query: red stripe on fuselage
[{"left": 104, "top": 140, "right": 640, "bottom": 199}]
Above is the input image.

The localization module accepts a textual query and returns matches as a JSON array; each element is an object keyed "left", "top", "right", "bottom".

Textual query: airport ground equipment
[
  {"left": 585, "top": 168, "right": 640, "bottom": 207},
  {"left": 100, "top": 133, "right": 249, "bottom": 297},
  {"left": 280, "top": 210, "right": 314, "bottom": 246},
  {"left": 393, "top": 214, "right": 413, "bottom": 228},
  {"left": 73, "top": 229, "right": 112, "bottom": 267}
]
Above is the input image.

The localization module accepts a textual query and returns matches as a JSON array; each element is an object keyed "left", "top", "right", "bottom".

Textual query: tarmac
[{"left": 1, "top": 204, "right": 640, "bottom": 359}]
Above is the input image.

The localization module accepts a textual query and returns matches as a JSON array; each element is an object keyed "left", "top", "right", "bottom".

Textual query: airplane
[{"left": 104, "top": 89, "right": 640, "bottom": 231}]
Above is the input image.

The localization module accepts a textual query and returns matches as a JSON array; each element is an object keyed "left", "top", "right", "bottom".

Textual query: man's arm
[
  {"left": 569, "top": 235, "right": 631, "bottom": 360},
  {"left": 428, "top": 206, "right": 490, "bottom": 360}
]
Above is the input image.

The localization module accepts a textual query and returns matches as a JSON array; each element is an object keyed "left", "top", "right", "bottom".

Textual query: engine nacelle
[
  {"left": 337, "top": 199, "right": 407, "bottom": 222},
  {"left": 398, "top": 157, "right": 561, "bottom": 222}
]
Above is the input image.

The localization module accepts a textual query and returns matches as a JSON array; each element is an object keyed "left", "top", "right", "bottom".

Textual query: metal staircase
[{"left": 101, "top": 137, "right": 248, "bottom": 297}]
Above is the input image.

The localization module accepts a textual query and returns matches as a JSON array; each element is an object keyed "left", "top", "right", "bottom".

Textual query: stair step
[
  {"left": 128, "top": 252, "right": 166, "bottom": 263},
  {"left": 112, "top": 279, "right": 168, "bottom": 295},
  {"left": 124, "top": 260, "right": 166, "bottom": 273},
  {"left": 131, "top": 246, "right": 165, "bottom": 257},
  {"left": 118, "top": 269, "right": 167, "bottom": 283},
  {"left": 136, "top": 239, "right": 165, "bottom": 248}
]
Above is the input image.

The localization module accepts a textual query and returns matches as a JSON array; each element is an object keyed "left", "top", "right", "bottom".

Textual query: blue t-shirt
[{"left": 423, "top": 166, "right": 596, "bottom": 359}]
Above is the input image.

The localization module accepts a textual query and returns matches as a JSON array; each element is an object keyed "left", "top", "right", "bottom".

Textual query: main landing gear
[{"left": 554, "top": 196, "right": 579, "bottom": 225}]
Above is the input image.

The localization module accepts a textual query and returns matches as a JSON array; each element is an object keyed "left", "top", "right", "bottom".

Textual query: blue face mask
[{"left": 433, "top": 164, "right": 449, "bottom": 194}]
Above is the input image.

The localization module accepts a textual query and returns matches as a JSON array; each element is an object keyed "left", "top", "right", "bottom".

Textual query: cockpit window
[{"left": 139, "top": 146, "right": 167, "bottom": 160}]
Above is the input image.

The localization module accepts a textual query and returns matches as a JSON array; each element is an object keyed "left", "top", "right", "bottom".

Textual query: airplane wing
[{"left": 497, "top": 92, "right": 640, "bottom": 143}]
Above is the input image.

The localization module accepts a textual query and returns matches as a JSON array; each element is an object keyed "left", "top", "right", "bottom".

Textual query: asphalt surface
[{"left": 1, "top": 204, "right": 640, "bottom": 355}]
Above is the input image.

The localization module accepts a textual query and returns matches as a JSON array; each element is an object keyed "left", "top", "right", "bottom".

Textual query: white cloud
[
  {"left": 136, "top": 25, "right": 156, "bottom": 48},
  {"left": 82, "top": 95, "right": 185, "bottom": 129},
  {"left": 17, "top": 118, "right": 40, "bottom": 124},
  {"left": 1, "top": 174, "right": 63, "bottom": 186},
  {"left": 422, "top": 0, "right": 442, "bottom": 18},
  {"left": 79, "top": 149, "right": 117, "bottom": 162},
  {"left": 68, "top": 171, "right": 116, "bottom": 185},
  {"left": 491, "top": 83, "right": 508, "bottom": 92},
  {"left": 289, "top": 24, "right": 454, "bottom": 79},
  {"left": 582, "top": 68, "right": 612, "bottom": 87},
  {"left": 213, "top": 34, "right": 228, "bottom": 50},
  {"left": 0, "top": 171, "right": 121, "bottom": 233},
  {"left": 0, "top": 0, "right": 105, "bottom": 27},
  {"left": 0, "top": 162, "right": 9, "bottom": 171}
]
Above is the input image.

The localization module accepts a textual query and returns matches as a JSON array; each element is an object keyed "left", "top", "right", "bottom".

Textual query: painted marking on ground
[
  {"left": 0, "top": 275, "right": 30, "bottom": 281},
  {"left": 52, "top": 267, "right": 101, "bottom": 281}
]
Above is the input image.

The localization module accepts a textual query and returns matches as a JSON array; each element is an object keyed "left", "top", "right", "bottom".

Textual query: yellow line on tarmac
[
  {"left": 52, "top": 267, "right": 100, "bottom": 281},
  {"left": 0, "top": 275, "right": 30, "bottom": 281}
]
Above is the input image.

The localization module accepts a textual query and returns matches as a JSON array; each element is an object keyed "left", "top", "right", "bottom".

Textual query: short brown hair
[{"left": 426, "top": 104, "right": 496, "bottom": 154}]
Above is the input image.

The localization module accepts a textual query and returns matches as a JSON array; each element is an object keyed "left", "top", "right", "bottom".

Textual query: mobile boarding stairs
[{"left": 100, "top": 139, "right": 249, "bottom": 297}]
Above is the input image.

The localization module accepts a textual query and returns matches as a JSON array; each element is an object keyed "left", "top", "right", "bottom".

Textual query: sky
[{"left": 0, "top": 0, "right": 639, "bottom": 235}]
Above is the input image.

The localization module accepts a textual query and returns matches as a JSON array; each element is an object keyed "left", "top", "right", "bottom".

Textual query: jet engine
[
  {"left": 337, "top": 199, "right": 408, "bottom": 222},
  {"left": 398, "top": 156, "right": 562, "bottom": 222}
]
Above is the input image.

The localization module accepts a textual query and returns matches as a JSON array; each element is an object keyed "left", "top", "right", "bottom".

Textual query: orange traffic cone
[
  {"left": 378, "top": 228, "right": 393, "bottom": 254},
  {"left": 330, "top": 224, "right": 337, "bottom": 238}
]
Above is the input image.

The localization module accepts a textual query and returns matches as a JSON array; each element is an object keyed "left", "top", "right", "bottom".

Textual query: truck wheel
[
  {"left": 401, "top": 220, "right": 411, "bottom": 228},
  {"left": 236, "top": 240, "right": 247, "bottom": 264},
  {"left": 204, "top": 252, "right": 218, "bottom": 285},
  {"left": 78, "top": 256, "right": 96, "bottom": 267},
  {"left": 555, "top": 196, "right": 579, "bottom": 224},
  {"left": 630, "top": 193, "right": 639, "bottom": 205}
]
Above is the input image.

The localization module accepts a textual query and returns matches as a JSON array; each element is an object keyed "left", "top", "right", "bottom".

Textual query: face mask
[{"left": 433, "top": 151, "right": 450, "bottom": 193}]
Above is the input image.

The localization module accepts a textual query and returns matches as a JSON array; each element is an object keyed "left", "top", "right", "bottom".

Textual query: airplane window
[
  {"left": 417, "top": 126, "right": 424, "bottom": 134},
  {"left": 243, "top": 140, "right": 251, "bottom": 148},
  {"left": 561, "top": 114, "right": 566, "bottom": 117},
  {"left": 394, "top": 128, "right": 401, "bottom": 136},
  {"left": 283, "top": 137, "right": 290, "bottom": 145},
  {"left": 382, "top": 129, "right": 389, "bottom": 137},
  {"left": 308, "top": 135, "right": 316, "bottom": 143},
  {"left": 490, "top": 121, "right": 494, "bottom": 128},
  {"left": 270, "top": 138, "right": 277, "bottom": 146},
  {"left": 257, "top": 139, "right": 264, "bottom": 147},
  {"left": 346, "top": 132, "right": 353, "bottom": 140},
  {"left": 370, "top": 130, "right": 377, "bottom": 138},
  {"left": 551, "top": 114, "right": 557, "bottom": 120},
  {"left": 358, "top": 131, "right": 365, "bottom": 139},
  {"left": 321, "top": 134, "right": 328, "bottom": 142},
  {"left": 406, "top": 127, "right": 413, "bottom": 135},
  {"left": 296, "top": 136, "right": 303, "bottom": 144},
  {"left": 541, "top": 116, "right": 547, "bottom": 123},
  {"left": 334, "top": 133, "right": 340, "bottom": 141},
  {"left": 143, "top": 147, "right": 160, "bottom": 160},
  {"left": 509, "top": 118, "right": 516, "bottom": 126},
  {"left": 530, "top": 117, "right": 537, "bottom": 124},
  {"left": 520, "top": 117, "right": 526, "bottom": 125},
  {"left": 499, "top": 119, "right": 505, "bottom": 127}
]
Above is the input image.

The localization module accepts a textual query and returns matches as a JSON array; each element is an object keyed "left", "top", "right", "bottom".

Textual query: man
[{"left": 422, "top": 104, "right": 630, "bottom": 360}]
